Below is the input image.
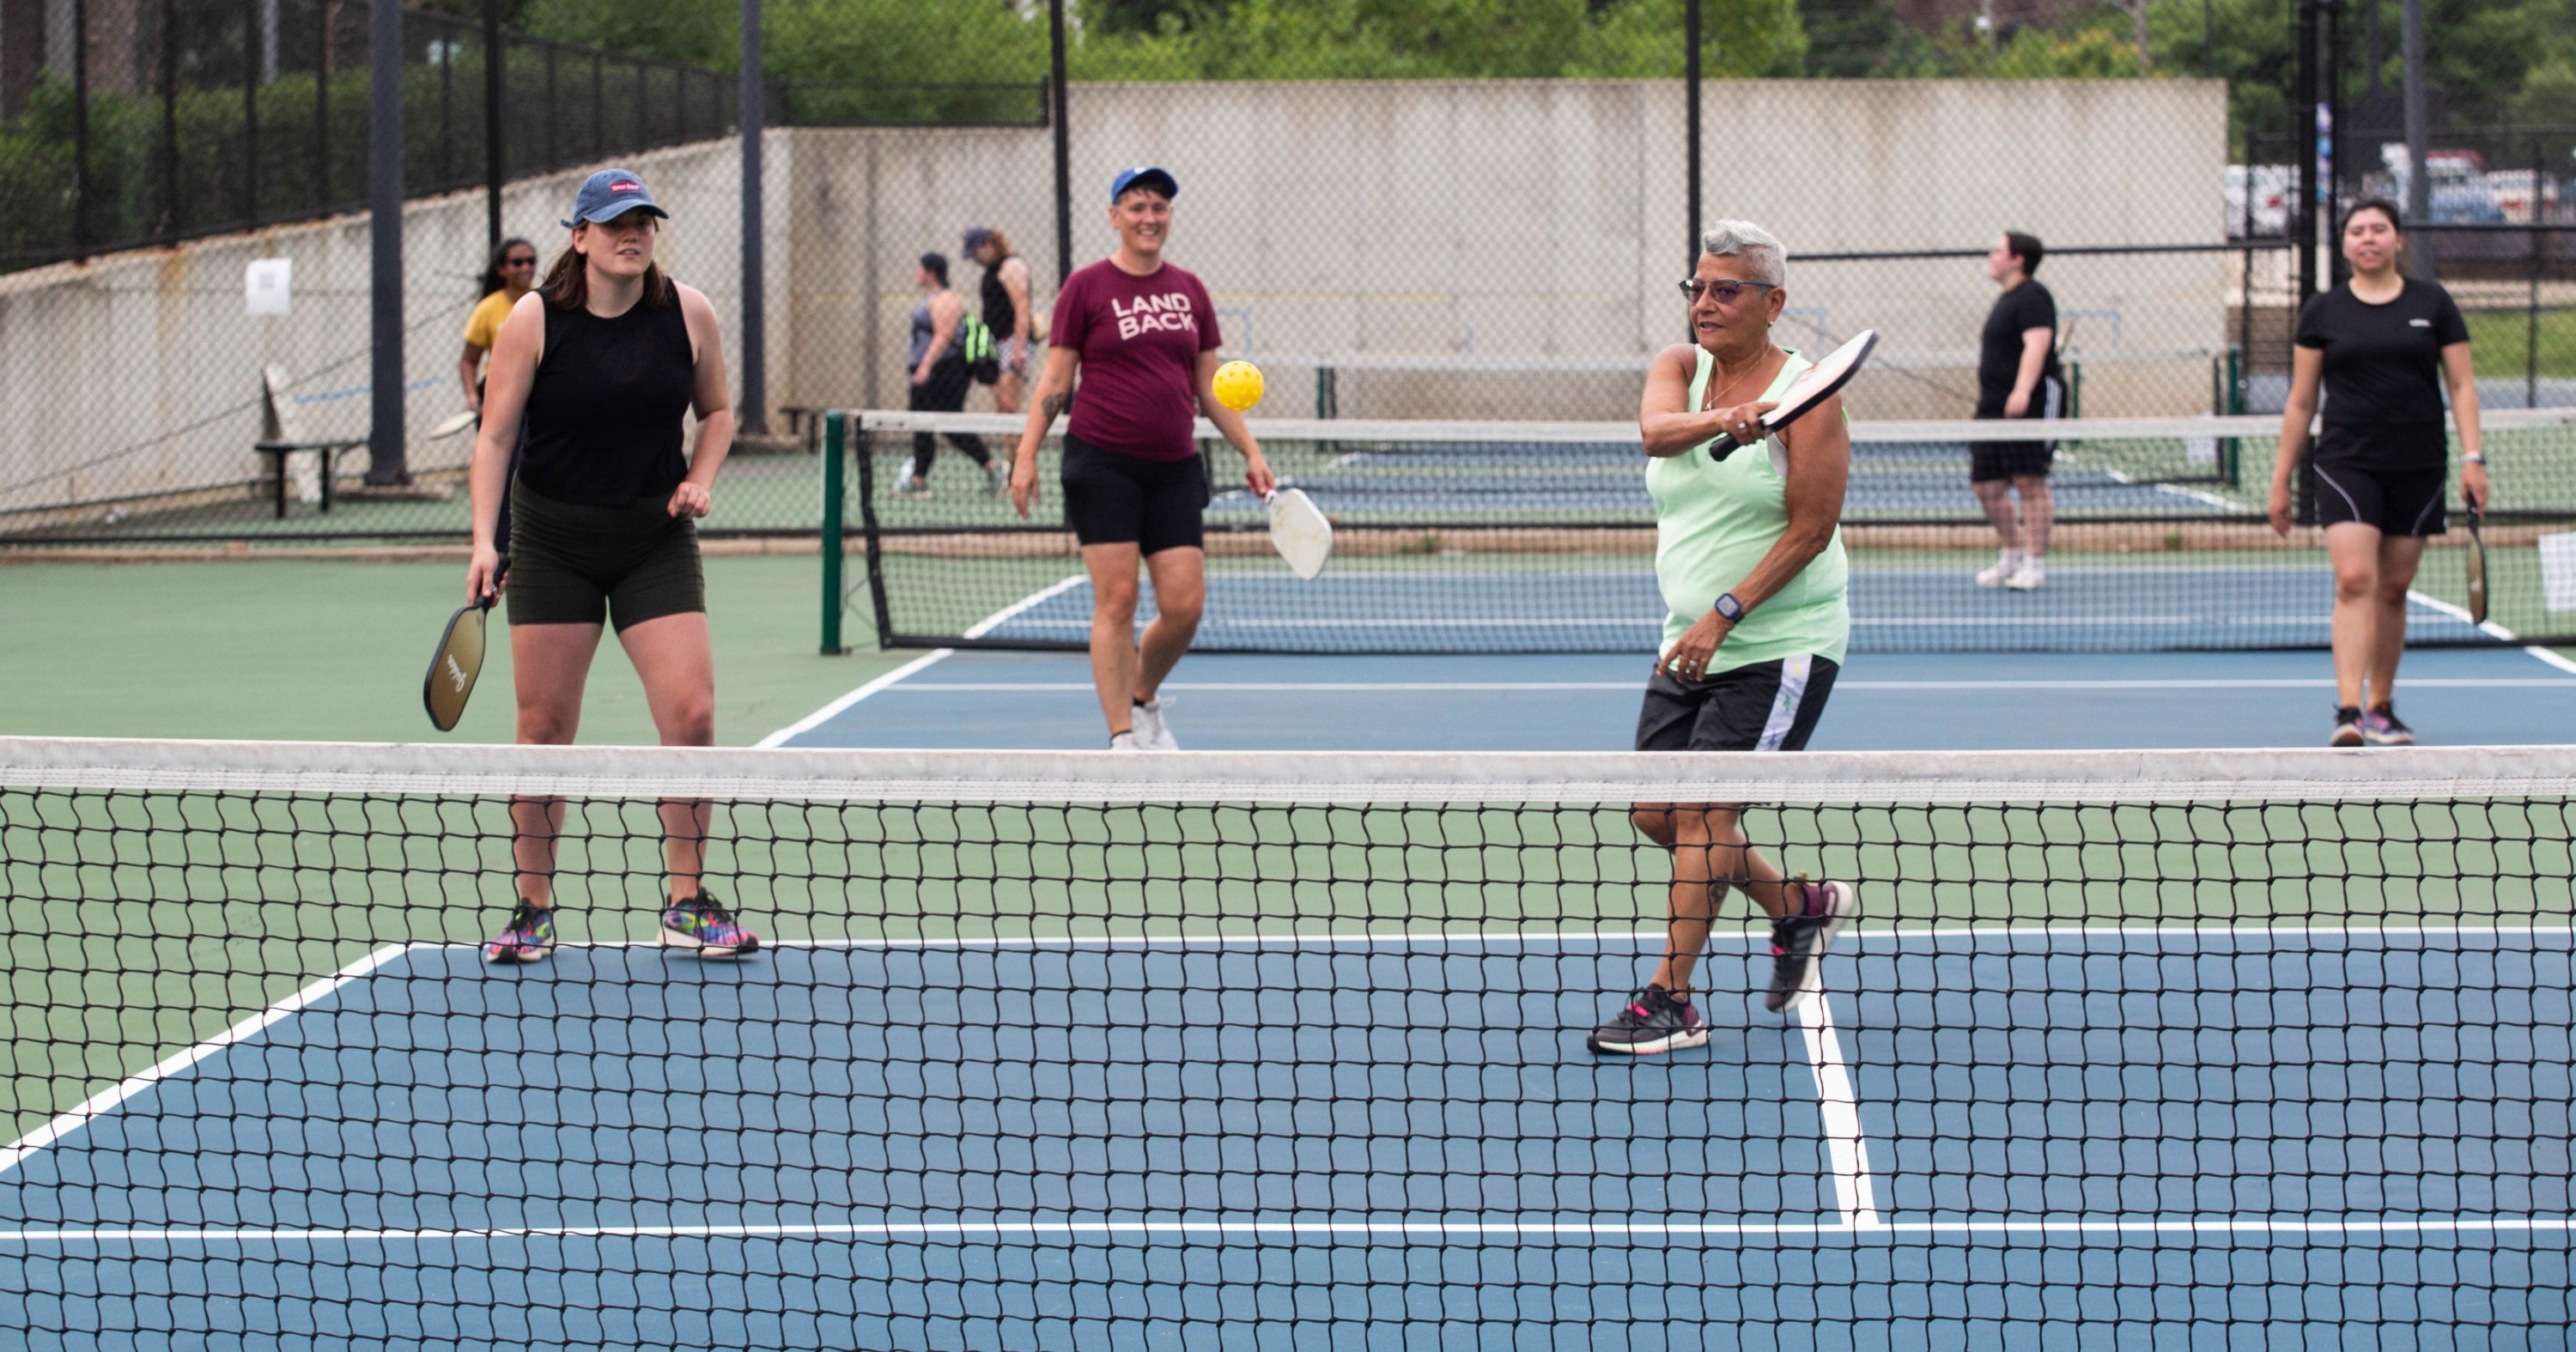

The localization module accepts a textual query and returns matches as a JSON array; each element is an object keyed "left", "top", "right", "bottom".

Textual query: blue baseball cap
[
  {"left": 1110, "top": 166, "right": 1178, "bottom": 203},
  {"left": 561, "top": 167, "right": 669, "bottom": 228}
]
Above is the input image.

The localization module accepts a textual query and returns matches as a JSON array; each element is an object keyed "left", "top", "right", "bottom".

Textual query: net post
[
  {"left": 853, "top": 419, "right": 898, "bottom": 649},
  {"left": 820, "top": 411, "right": 846, "bottom": 653}
]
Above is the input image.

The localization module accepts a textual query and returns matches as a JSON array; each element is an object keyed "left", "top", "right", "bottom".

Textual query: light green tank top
[{"left": 1644, "top": 347, "right": 1851, "bottom": 671}]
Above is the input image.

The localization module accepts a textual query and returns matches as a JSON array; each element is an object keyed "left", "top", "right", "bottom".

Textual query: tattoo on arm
[{"left": 1041, "top": 392, "right": 1067, "bottom": 420}]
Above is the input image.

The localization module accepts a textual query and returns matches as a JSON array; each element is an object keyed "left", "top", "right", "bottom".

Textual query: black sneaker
[
  {"left": 2330, "top": 706, "right": 2365, "bottom": 748},
  {"left": 1765, "top": 881, "right": 1856, "bottom": 1013},
  {"left": 483, "top": 899, "right": 556, "bottom": 965},
  {"left": 2360, "top": 704, "right": 2415, "bottom": 747},
  {"left": 1586, "top": 985, "right": 1709, "bottom": 1056}
]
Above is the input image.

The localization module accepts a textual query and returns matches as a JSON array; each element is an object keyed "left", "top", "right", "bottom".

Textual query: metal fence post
[
  {"left": 1685, "top": 0, "right": 1701, "bottom": 274},
  {"left": 369, "top": 0, "right": 408, "bottom": 485},
  {"left": 316, "top": 6, "right": 331, "bottom": 207},
  {"left": 244, "top": 0, "right": 261, "bottom": 227},
  {"left": 484, "top": 0, "right": 502, "bottom": 253},
  {"left": 821, "top": 412, "right": 845, "bottom": 652},
  {"left": 2530, "top": 137, "right": 2546, "bottom": 410},
  {"left": 161, "top": 0, "right": 179, "bottom": 239},
  {"left": 740, "top": 0, "right": 769, "bottom": 434},
  {"left": 1049, "top": 0, "right": 1072, "bottom": 288},
  {"left": 70, "top": 0, "right": 88, "bottom": 257}
]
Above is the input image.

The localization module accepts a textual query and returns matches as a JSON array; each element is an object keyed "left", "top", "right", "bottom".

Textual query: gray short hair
[{"left": 1699, "top": 220, "right": 1786, "bottom": 286}]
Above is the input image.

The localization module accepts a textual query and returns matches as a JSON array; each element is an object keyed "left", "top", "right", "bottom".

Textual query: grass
[
  {"left": 2465, "top": 306, "right": 2576, "bottom": 382},
  {"left": 0, "top": 553, "right": 904, "bottom": 745}
]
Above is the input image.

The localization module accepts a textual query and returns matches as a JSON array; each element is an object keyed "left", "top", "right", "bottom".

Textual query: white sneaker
[
  {"left": 891, "top": 473, "right": 931, "bottom": 500},
  {"left": 2005, "top": 559, "right": 2045, "bottom": 591},
  {"left": 1109, "top": 731, "right": 1142, "bottom": 751},
  {"left": 1975, "top": 552, "right": 2023, "bottom": 587},
  {"left": 1132, "top": 697, "right": 1177, "bottom": 750}
]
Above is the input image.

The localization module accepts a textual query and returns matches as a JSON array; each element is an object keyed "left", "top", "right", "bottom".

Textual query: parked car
[
  {"left": 2488, "top": 169, "right": 2566, "bottom": 223},
  {"left": 2226, "top": 164, "right": 2293, "bottom": 236}
]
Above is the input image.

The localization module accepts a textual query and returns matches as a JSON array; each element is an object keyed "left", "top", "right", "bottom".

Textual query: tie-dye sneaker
[
  {"left": 483, "top": 900, "right": 556, "bottom": 965},
  {"left": 659, "top": 890, "right": 760, "bottom": 959}
]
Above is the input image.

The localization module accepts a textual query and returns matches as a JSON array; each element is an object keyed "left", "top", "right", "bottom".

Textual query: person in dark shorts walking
[
  {"left": 465, "top": 167, "right": 760, "bottom": 964},
  {"left": 965, "top": 227, "right": 1036, "bottom": 415},
  {"left": 1970, "top": 230, "right": 2066, "bottom": 591},
  {"left": 1587, "top": 220, "right": 1860, "bottom": 1057},
  {"left": 2268, "top": 198, "right": 2486, "bottom": 748},
  {"left": 894, "top": 252, "right": 1001, "bottom": 499},
  {"left": 1006, "top": 167, "right": 1275, "bottom": 750}
]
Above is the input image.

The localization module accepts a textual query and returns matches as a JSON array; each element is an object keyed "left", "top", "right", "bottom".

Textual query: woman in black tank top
[
  {"left": 966, "top": 227, "right": 1034, "bottom": 413},
  {"left": 464, "top": 167, "right": 760, "bottom": 964}
]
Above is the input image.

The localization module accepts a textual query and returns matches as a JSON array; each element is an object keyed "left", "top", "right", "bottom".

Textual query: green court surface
[
  {"left": 0, "top": 553, "right": 905, "bottom": 746},
  {"left": 2467, "top": 306, "right": 2576, "bottom": 380}
]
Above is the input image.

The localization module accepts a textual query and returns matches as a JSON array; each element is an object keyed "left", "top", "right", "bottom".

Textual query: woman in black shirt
[
  {"left": 2268, "top": 198, "right": 2487, "bottom": 747},
  {"left": 465, "top": 167, "right": 760, "bottom": 963}
]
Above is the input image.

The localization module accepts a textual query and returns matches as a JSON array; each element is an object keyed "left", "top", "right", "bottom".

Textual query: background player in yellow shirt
[{"left": 458, "top": 237, "right": 538, "bottom": 417}]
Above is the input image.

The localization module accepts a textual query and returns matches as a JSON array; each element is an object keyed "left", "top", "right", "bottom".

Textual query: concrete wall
[
  {"left": 800, "top": 78, "right": 2227, "bottom": 420},
  {"left": 0, "top": 132, "right": 793, "bottom": 518}
]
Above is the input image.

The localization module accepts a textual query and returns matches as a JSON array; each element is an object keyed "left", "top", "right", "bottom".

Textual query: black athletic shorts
[
  {"left": 504, "top": 480, "right": 706, "bottom": 631},
  {"left": 1968, "top": 376, "right": 2066, "bottom": 482},
  {"left": 2312, "top": 461, "right": 2449, "bottom": 537},
  {"left": 1635, "top": 653, "right": 1840, "bottom": 753},
  {"left": 1060, "top": 432, "right": 1211, "bottom": 555}
]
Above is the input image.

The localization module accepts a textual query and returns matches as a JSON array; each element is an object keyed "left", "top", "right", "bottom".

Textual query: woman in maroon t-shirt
[{"left": 1008, "top": 167, "right": 1273, "bottom": 750}]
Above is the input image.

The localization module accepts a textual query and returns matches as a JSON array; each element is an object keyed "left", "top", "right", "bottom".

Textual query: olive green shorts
[{"left": 504, "top": 482, "right": 705, "bottom": 632}]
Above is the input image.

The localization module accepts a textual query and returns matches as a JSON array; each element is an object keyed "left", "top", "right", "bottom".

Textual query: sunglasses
[
  {"left": 504, "top": 256, "right": 537, "bottom": 267},
  {"left": 1677, "top": 278, "right": 1777, "bottom": 305}
]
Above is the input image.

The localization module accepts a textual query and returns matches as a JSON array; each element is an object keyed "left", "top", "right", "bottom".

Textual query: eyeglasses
[
  {"left": 1677, "top": 278, "right": 1777, "bottom": 305},
  {"left": 504, "top": 256, "right": 538, "bottom": 268}
]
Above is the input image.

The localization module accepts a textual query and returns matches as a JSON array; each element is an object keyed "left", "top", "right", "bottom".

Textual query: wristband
[
  {"left": 1713, "top": 593, "right": 1746, "bottom": 623},
  {"left": 2464, "top": 454, "right": 2487, "bottom": 465}
]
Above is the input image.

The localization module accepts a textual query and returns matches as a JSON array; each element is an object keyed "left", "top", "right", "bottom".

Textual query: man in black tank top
[
  {"left": 965, "top": 227, "right": 1036, "bottom": 413},
  {"left": 463, "top": 166, "right": 762, "bottom": 967}
]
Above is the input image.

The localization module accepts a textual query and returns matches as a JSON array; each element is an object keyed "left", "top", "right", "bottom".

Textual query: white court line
[
  {"left": 2404, "top": 589, "right": 2576, "bottom": 678},
  {"left": 873, "top": 677, "right": 2576, "bottom": 694},
  {"left": 1797, "top": 991, "right": 1882, "bottom": 1228},
  {"left": 757, "top": 649, "right": 956, "bottom": 748},
  {"left": 3, "top": 1217, "right": 2568, "bottom": 1245},
  {"left": 761, "top": 574, "right": 1091, "bottom": 744},
  {"left": 0, "top": 943, "right": 419, "bottom": 1181}
]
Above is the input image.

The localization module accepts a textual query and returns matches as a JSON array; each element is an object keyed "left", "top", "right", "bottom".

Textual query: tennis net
[
  {"left": 827, "top": 408, "right": 2576, "bottom": 655},
  {"left": 4, "top": 737, "right": 2572, "bottom": 1349}
]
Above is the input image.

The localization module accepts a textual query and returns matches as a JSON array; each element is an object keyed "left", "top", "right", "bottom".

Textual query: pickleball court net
[
  {"left": 829, "top": 408, "right": 2576, "bottom": 656},
  {"left": 4, "top": 737, "right": 2572, "bottom": 1348}
]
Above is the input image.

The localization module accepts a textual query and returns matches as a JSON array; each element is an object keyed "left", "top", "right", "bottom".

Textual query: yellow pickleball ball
[{"left": 1213, "top": 360, "right": 1265, "bottom": 412}]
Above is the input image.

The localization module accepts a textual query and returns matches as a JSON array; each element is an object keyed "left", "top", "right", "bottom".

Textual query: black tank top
[
  {"left": 980, "top": 255, "right": 1019, "bottom": 336},
  {"left": 519, "top": 299, "right": 694, "bottom": 504}
]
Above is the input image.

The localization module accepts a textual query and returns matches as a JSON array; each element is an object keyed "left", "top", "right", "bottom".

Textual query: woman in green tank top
[{"left": 1588, "top": 221, "right": 1863, "bottom": 1057}]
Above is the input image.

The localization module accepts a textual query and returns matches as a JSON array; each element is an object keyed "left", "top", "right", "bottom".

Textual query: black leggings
[{"left": 908, "top": 361, "right": 989, "bottom": 476}]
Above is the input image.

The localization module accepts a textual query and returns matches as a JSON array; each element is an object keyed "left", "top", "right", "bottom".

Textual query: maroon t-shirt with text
[{"left": 1052, "top": 259, "right": 1222, "bottom": 462}]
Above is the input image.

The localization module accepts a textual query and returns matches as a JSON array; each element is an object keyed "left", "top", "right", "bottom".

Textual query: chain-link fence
[
  {"left": 0, "top": 1, "right": 2408, "bottom": 547},
  {"left": 0, "top": 1, "right": 739, "bottom": 274}
]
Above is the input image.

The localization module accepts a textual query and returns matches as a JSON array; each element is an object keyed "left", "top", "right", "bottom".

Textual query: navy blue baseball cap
[
  {"left": 561, "top": 167, "right": 669, "bottom": 227},
  {"left": 1109, "top": 166, "right": 1177, "bottom": 203}
]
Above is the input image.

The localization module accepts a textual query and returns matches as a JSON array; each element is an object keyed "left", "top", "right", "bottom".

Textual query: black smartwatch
[{"left": 1713, "top": 592, "right": 1745, "bottom": 623}]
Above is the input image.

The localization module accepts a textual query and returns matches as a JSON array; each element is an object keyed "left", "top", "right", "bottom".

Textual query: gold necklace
[{"left": 1699, "top": 350, "right": 1772, "bottom": 412}]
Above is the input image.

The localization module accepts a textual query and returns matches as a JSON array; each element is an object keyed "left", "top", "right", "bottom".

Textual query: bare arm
[
  {"left": 1003, "top": 258, "right": 1034, "bottom": 352},
  {"left": 1195, "top": 349, "right": 1275, "bottom": 495},
  {"left": 1638, "top": 345, "right": 1735, "bottom": 457},
  {"left": 465, "top": 293, "right": 546, "bottom": 600},
  {"left": 916, "top": 292, "right": 962, "bottom": 383},
  {"left": 2442, "top": 340, "right": 2489, "bottom": 507},
  {"left": 459, "top": 341, "right": 487, "bottom": 412},
  {"left": 2005, "top": 326, "right": 2051, "bottom": 415},
  {"left": 2266, "top": 345, "right": 2325, "bottom": 535},
  {"left": 1008, "top": 347, "right": 1080, "bottom": 517},
  {"left": 671, "top": 284, "right": 733, "bottom": 517},
  {"left": 1726, "top": 399, "right": 1851, "bottom": 612}
]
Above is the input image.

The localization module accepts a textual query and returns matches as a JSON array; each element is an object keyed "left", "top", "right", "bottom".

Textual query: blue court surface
[
  {"left": 945, "top": 565, "right": 2498, "bottom": 654},
  {"left": 769, "top": 644, "right": 2576, "bottom": 752},
  {"left": 3, "top": 929, "right": 2567, "bottom": 1348}
]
